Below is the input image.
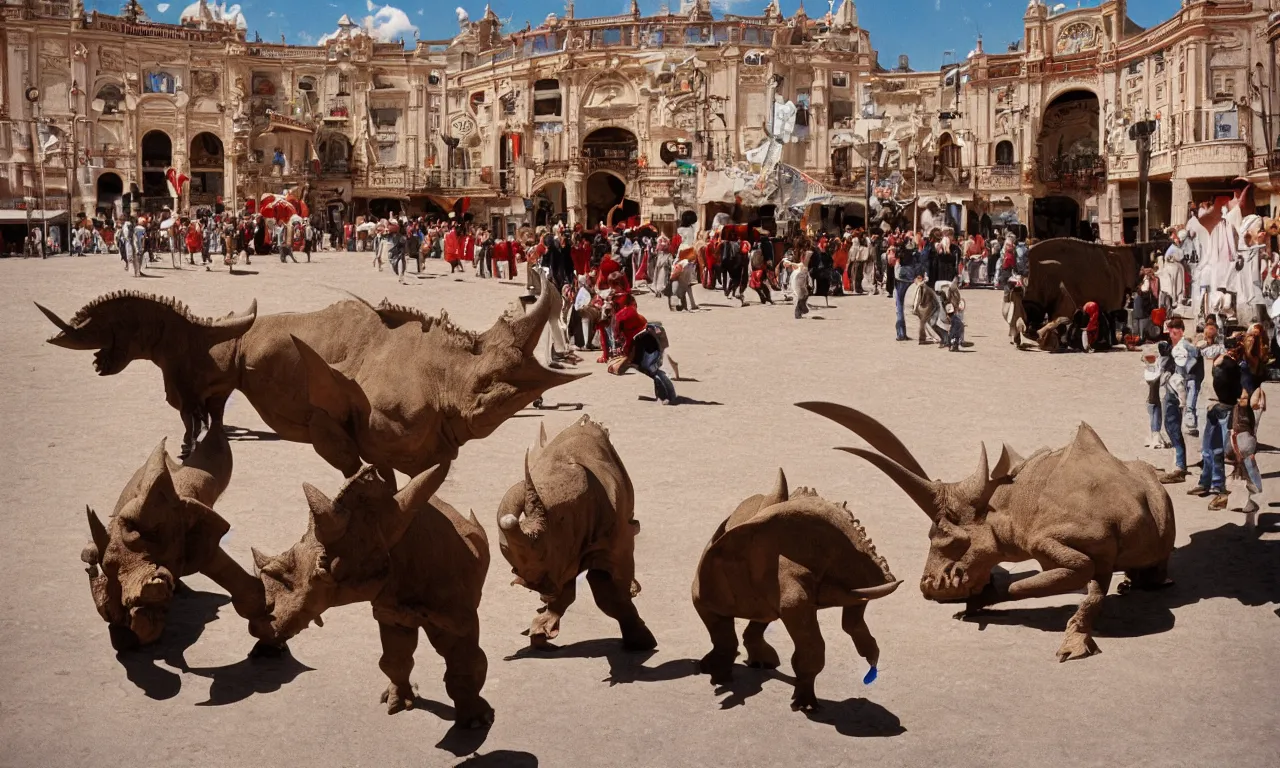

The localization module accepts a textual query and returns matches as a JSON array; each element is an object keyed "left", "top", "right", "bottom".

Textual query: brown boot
[
  {"left": 1207, "top": 493, "right": 1229, "bottom": 511},
  {"left": 1158, "top": 468, "right": 1187, "bottom": 484}
]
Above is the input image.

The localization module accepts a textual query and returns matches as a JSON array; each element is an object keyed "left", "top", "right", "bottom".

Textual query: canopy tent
[{"left": 0, "top": 209, "right": 68, "bottom": 223}]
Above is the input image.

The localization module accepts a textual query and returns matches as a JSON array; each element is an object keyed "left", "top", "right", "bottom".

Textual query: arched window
[
  {"left": 995, "top": 140, "right": 1015, "bottom": 166},
  {"left": 938, "top": 133, "right": 961, "bottom": 168},
  {"left": 95, "top": 84, "right": 123, "bottom": 115}
]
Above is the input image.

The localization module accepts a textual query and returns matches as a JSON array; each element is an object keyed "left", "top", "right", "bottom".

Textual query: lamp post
[
  {"left": 25, "top": 86, "right": 47, "bottom": 257},
  {"left": 1128, "top": 118, "right": 1158, "bottom": 243}
]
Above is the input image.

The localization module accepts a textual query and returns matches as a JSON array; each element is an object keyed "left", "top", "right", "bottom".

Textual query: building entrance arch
[
  {"left": 1034, "top": 90, "right": 1101, "bottom": 239},
  {"left": 140, "top": 130, "right": 173, "bottom": 211},
  {"left": 532, "top": 181, "right": 567, "bottom": 227},
  {"left": 95, "top": 172, "right": 124, "bottom": 218},
  {"left": 585, "top": 171, "right": 638, "bottom": 228},
  {"left": 189, "top": 132, "right": 225, "bottom": 209}
]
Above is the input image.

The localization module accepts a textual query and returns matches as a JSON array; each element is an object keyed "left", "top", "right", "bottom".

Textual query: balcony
[{"left": 1036, "top": 155, "right": 1106, "bottom": 193}]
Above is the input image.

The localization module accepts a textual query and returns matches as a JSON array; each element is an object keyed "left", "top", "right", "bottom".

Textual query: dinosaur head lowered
[
  {"left": 249, "top": 463, "right": 449, "bottom": 645},
  {"left": 37, "top": 292, "right": 256, "bottom": 377},
  {"left": 797, "top": 402, "right": 1013, "bottom": 603},
  {"left": 460, "top": 277, "right": 587, "bottom": 441},
  {"left": 82, "top": 439, "right": 232, "bottom": 648}
]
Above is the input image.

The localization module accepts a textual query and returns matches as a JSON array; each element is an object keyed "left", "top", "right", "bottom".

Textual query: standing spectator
[
  {"left": 1190, "top": 336, "right": 1245, "bottom": 510},
  {"left": 1158, "top": 319, "right": 1190, "bottom": 484},
  {"left": 893, "top": 237, "right": 920, "bottom": 340}
]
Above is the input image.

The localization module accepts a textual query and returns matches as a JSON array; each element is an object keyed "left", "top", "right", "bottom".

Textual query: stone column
[
  {"left": 1171, "top": 176, "right": 1191, "bottom": 225},
  {"left": 565, "top": 166, "right": 583, "bottom": 228},
  {"left": 1102, "top": 181, "right": 1122, "bottom": 243}
]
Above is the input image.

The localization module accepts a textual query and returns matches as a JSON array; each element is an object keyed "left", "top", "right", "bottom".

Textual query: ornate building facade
[{"left": 1, "top": 0, "right": 1277, "bottom": 244}]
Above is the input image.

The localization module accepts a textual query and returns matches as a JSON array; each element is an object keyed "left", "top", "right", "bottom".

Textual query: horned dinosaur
[
  {"left": 249, "top": 463, "right": 494, "bottom": 727},
  {"left": 37, "top": 293, "right": 257, "bottom": 457},
  {"left": 496, "top": 417, "right": 656, "bottom": 652},
  {"left": 81, "top": 424, "right": 265, "bottom": 648},
  {"left": 797, "top": 402, "right": 1176, "bottom": 662},
  {"left": 692, "top": 468, "right": 901, "bottom": 712},
  {"left": 38, "top": 276, "right": 582, "bottom": 475}
]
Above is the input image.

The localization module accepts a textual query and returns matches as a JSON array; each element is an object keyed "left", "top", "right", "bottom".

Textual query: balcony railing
[{"left": 1037, "top": 155, "right": 1106, "bottom": 192}]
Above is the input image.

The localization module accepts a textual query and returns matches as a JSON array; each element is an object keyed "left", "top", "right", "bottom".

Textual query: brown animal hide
[
  {"left": 251, "top": 462, "right": 493, "bottom": 727},
  {"left": 798, "top": 401, "right": 1176, "bottom": 662},
  {"left": 1020, "top": 239, "right": 1141, "bottom": 326},
  {"left": 81, "top": 427, "right": 265, "bottom": 648},
  {"left": 39, "top": 275, "right": 583, "bottom": 478},
  {"left": 692, "top": 468, "right": 901, "bottom": 711},
  {"left": 496, "top": 416, "right": 655, "bottom": 651},
  {"left": 37, "top": 293, "right": 257, "bottom": 455},
  {"left": 798, "top": 401, "right": 1177, "bottom": 660}
]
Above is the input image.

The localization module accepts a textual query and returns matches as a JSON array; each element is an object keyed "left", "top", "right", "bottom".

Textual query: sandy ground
[{"left": 1, "top": 249, "right": 1277, "bottom": 768}]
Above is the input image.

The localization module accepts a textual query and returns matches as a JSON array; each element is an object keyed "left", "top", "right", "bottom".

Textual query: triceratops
[
  {"left": 82, "top": 424, "right": 265, "bottom": 648},
  {"left": 692, "top": 469, "right": 901, "bottom": 712},
  {"left": 249, "top": 463, "right": 494, "bottom": 727},
  {"left": 496, "top": 417, "right": 656, "bottom": 652},
  {"left": 37, "top": 278, "right": 581, "bottom": 471},
  {"left": 798, "top": 401, "right": 1176, "bottom": 662}
]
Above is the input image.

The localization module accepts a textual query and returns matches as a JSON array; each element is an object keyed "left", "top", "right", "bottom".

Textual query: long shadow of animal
[
  {"left": 503, "top": 638, "right": 699, "bottom": 687},
  {"left": 454, "top": 751, "right": 539, "bottom": 767},
  {"left": 712, "top": 665, "right": 904, "bottom": 737},
  {"left": 186, "top": 650, "right": 314, "bottom": 706},
  {"left": 965, "top": 522, "right": 1280, "bottom": 637},
  {"left": 112, "top": 589, "right": 228, "bottom": 700}
]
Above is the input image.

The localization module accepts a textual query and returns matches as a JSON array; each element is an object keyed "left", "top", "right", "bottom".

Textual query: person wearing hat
[{"left": 1158, "top": 228, "right": 1187, "bottom": 310}]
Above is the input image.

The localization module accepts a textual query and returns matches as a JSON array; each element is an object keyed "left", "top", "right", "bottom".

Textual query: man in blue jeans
[
  {"left": 1157, "top": 328, "right": 1189, "bottom": 484},
  {"left": 1189, "top": 342, "right": 1244, "bottom": 509},
  {"left": 894, "top": 239, "right": 921, "bottom": 341}
]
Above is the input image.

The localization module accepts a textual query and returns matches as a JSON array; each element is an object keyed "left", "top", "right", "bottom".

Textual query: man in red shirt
[{"left": 612, "top": 302, "right": 677, "bottom": 404}]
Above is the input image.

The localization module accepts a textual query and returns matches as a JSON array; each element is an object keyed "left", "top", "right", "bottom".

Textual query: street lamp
[{"left": 25, "top": 85, "right": 48, "bottom": 257}]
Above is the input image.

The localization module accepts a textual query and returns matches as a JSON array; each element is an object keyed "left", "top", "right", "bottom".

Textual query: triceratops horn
[
  {"left": 509, "top": 275, "right": 554, "bottom": 353},
  {"left": 86, "top": 505, "right": 109, "bottom": 558},
  {"left": 763, "top": 467, "right": 789, "bottom": 507},
  {"left": 251, "top": 547, "right": 271, "bottom": 572},
  {"left": 207, "top": 299, "right": 258, "bottom": 340},
  {"left": 304, "top": 482, "right": 347, "bottom": 545},
  {"left": 36, "top": 302, "right": 75, "bottom": 333},
  {"left": 521, "top": 451, "right": 547, "bottom": 540},
  {"left": 835, "top": 446, "right": 940, "bottom": 520},
  {"left": 796, "top": 402, "right": 929, "bottom": 479},
  {"left": 387, "top": 462, "right": 450, "bottom": 544},
  {"left": 129, "top": 439, "right": 178, "bottom": 524}
]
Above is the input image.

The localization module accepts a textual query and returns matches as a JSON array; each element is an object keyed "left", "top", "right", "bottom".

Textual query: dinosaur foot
[
  {"left": 1056, "top": 630, "right": 1100, "bottom": 662},
  {"left": 621, "top": 624, "right": 657, "bottom": 652},
  {"left": 790, "top": 688, "right": 820, "bottom": 713},
  {"left": 455, "top": 698, "right": 496, "bottom": 729},
  {"left": 248, "top": 639, "right": 290, "bottom": 659},
  {"left": 745, "top": 646, "right": 781, "bottom": 670},
  {"left": 380, "top": 682, "right": 416, "bottom": 714},
  {"left": 698, "top": 652, "right": 734, "bottom": 684}
]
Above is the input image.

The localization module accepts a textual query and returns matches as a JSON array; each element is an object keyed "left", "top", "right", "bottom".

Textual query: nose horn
[{"left": 36, "top": 303, "right": 94, "bottom": 349}]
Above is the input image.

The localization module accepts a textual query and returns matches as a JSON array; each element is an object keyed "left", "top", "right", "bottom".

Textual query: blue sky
[{"left": 99, "top": 0, "right": 1182, "bottom": 71}]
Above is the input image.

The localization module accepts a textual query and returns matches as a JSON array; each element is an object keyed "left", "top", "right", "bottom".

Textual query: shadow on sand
[
  {"left": 453, "top": 751, "right": 538, "bottom": 767},
  {"left": 112, "top": 589, "right": 228, "bottom": 700},
  {"left": 960, "top": 521, "right": 1280, "bottom": 639},
  {"left": 186, "top": 647, "right": 314, "bottom": 706},
  {"left": 710, "top": 666, "right": 904, "bottom": 736},
  {"left": 503, "top": 638, "right": 697, "bottom": 687}
]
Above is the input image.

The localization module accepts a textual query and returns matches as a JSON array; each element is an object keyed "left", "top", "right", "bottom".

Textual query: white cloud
[
  {"left": 156, "top": 2, "right": 169, "bottom": 11},
  {"left": 296, "top": 30, "right": 315, "bottom": 43},
  {"left": 267, "top": 10, "right": 277, "bottom": 17},
  {"left": 364, "top": 6, "right": 417, "bottom": 42},
  {"left": 417, "top": 9, "right": 423, "bottom": 15},
  {"left": 366, "top": 0, "right": 378, "bottom": 10}
]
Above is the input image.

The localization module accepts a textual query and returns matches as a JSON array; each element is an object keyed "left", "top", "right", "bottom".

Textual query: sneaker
[
  {"left": 1187, "top": 428, "right": 1199, "bottom": 438},
  {"left": 1186, "top": 485, "right": 1209, "bottom": 496},
  {"left": 1242, "top": 499, "right": 1260, "bottom": 514},
  {"left": 1207, "top": 493, "right": 1229, "bottom": 511},
  {"left": 1158, "top": 469, "right": 1187, "bottom": 484}
]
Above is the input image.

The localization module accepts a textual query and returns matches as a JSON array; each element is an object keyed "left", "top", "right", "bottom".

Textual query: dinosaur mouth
[{"left": 920, "top": 564, "right": 986, "bottom": 602}]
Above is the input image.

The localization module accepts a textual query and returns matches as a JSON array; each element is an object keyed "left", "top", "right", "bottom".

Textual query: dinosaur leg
[
  {"left": 377, "top": 621, "right": 418, "bottom": 714},
  {"left": 586, "top": 569, "right": 656, "bottom": 651},
  {"left": 307, "top": 410, "right": 363, "bottom": 478},
  {"left": 742, "top": 620, "right": 780, "bottom": 669},
  {"left": 179, "top": 410, "right": 200, "bottom": 460},
  {"left": 423, "top": 617, "right": 494, "bottom": 729},
  {"left": 694, "top": 600, "right": 738, "bottom": 684},
  {"left": 201, "top": 548, "right": 266, "bottom": 622},
  {"left": 528, "top": 579, "right": 576, "bottom": 649},
  {"left": 779, "top": 603, "right": 825, "bottom": 712},
  {"left": 1057, "top": 573, "right": 1112, "bottom": 663},
  {"left": 841, "top": 602, "right": 880, "bottom": 668}
]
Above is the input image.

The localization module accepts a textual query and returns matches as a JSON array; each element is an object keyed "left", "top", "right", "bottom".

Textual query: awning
[{"left": 0, "top": 209, "right": 68, "bottom": 223}]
